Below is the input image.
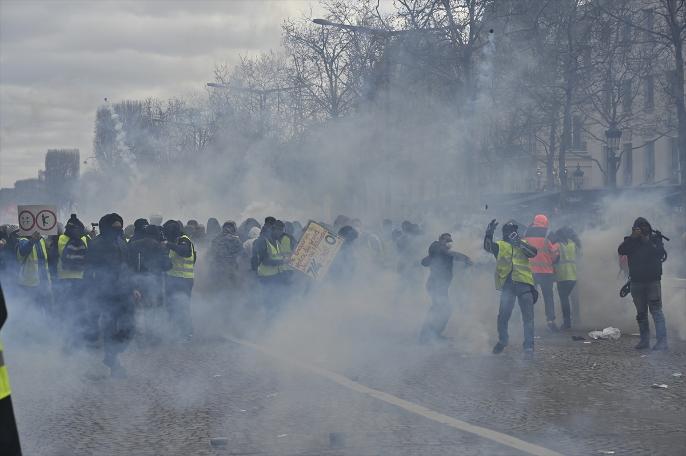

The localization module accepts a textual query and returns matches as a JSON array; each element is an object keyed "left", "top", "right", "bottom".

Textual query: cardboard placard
[{"left": 288, "top": 221, "right": 344, "bottom": 280}]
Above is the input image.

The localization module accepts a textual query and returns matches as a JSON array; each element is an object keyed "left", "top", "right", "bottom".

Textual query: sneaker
[
  {"left": 652, "top": 339, "right": 668, "bottom": 351},
  {"left": 492, "top": 342, "right": 505, "bottom": 354},
  {"left": 547, "top": 321, "right": 559, "bottom": 332},
  {"left": 561, "top": 322, "right": 571, "bottom": 330},
  {"left": 523, "top": 349, "right": 534, "bottom": 360},
  {"left": 634, "top": 340, "right": 650, "bottom": 350}
]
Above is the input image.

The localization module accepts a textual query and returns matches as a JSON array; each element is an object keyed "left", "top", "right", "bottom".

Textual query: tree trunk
[
  {"left": 548, "top": 113, "right": 558, "bottom": 190},
  {"left": 560, "top": 86, "right": 573, "bottom": 203}
]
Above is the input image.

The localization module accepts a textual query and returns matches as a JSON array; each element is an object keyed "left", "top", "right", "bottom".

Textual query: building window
[
  {"left": 644, "top": 141, "right": 655, "bottom": 183},
  {"left": 671, "top": 137, "right": 681, "bottom": 184},
  {"left": 622, "top": 81, "right": 632, "bottom": 113},
  {"left": 572, "top": 115, "right": 585, "bottom": 150},
  {"left": 623, "top": 143, "right": 633, "bottom": 186},
  {"left": 644, "top": 76, "right": 654, "bottom": 112}
]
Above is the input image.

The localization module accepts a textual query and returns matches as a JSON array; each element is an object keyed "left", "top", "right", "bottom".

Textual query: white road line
[{"left": 226, "top": 336, "right": 564, "bottom": 456}]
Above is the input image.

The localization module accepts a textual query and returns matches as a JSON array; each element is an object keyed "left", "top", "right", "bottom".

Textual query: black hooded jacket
[
  {"left": 85, "top": 213, "right": 130, "bottom": 297},
  {"left": 618, "top": 222, "right": 665, "bottom": 283}
]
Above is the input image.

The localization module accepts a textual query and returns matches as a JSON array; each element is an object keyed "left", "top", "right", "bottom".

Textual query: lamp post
[
  {"left": 605, "top": 122, "right": 622, "bottom": 188},
  {"left": 573, "top": 163, "right": 584, "bottom": 190},
  {"left": 536, "top": 165, "right": 542, "bottom": 190}
]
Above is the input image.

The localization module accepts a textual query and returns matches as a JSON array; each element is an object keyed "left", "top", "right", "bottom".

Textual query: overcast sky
[{"left": 0, "top": 0, "right": 324, "bottom": 187}]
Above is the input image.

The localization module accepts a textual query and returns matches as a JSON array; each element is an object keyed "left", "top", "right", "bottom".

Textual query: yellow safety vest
[
  {"left": 555, "top": 241, "right": 577, "bottom": 282},
  {"left": 257, "top": 240, "right": 283, "bottom": 277},
  {"left": 0, "top": 339, "right": 11, "bottom": 400},
  {"left": 17, "top": 237, "right": 50, "bottom": 287},
  {"left": 57, "top": 234, "right": 89, "bottom": 280},
  {"left": 495, "top": 240, "right": 534, "bottom": 290},
  {"left": 167, "top": 235, "right": 196, "bottom": 279},
  {"left": 278, "top": 236, "right": 293, "bottom": 273}
]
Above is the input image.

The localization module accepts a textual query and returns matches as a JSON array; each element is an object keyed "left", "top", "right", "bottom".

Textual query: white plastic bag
[{"left": 588, "top": 327, "right": 621, "bottom": 340}]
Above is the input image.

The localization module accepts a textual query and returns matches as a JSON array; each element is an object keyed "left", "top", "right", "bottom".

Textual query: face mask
[{"left": 445, "top": 242, "right": 453, "bottom": 249}]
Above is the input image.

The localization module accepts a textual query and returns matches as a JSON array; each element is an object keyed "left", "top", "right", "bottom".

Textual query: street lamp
[
  {"left": 605, "top": 123, "right": 622, "bottom": 188},
  {"left": 536, "top": 165, "right": 543, "bottom": 190},
  {"left": 573, "top": 163, "right": 584, "bottom": 190}
]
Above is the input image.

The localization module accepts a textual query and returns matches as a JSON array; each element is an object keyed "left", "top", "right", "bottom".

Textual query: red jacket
[{"left": 524, "top": 215, "right": 559, "bottom": 274}]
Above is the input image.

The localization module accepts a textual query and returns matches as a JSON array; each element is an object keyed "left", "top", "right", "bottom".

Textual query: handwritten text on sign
[{"left": 288, "top": 221, "right": 343, "bottom": 280}]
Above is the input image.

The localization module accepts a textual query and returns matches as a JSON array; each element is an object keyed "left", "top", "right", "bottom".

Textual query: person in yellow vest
[
  {"left": 55, "top": 214, "right": 93, "bottom": 350},
  {"left": 0, "top": 282, "right": 22, "bottom": 455},
  {"left": 255, "top": 220, "right": 291, "bottom": 320},
  {"left": 16, "top": 230, "right": 52, "bottom": 315},
  {"left": 484, "top": 220, "right": 538, "bottom": 358},
  {"left": 553, "top": 227, "right": 580, "bottom": 330},
  {"left": 162, "top": 220, "right": 196, "bottom": 342}
]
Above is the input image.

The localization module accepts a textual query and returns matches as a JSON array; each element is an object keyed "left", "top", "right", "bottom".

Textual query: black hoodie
[
  {"left": 86, "top": 213, "right": 130, "bottom": 297},
  {"left": 618, "top": 219, "right": 665, "bottom": 283}
]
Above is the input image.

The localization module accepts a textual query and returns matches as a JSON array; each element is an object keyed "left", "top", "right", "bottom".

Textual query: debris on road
[
  {"left": 212, "top": 374, "right": 222, "bottom": 378},
  {"left": 209, "top": 437, "right": 228, "bottom": 448},
  {"left": 572, "top": 335, "right": 585, "bottom": 341},
  {"left": 672, "top": 372, "right": 683, "bottom": 378},
  {"left": 583, "top": 341, "right": 592, "bottom": 344},
  {"left": 588, "top": 327, "right": 621, "bottom": 340},
  {"left": 598, "top": 451, "right": 616, "bottom": 455},
  {"left": 277, "top": 434, "right": 288, "bottom": 438},
  {"left": 651, "top": 384, "right": 669, "bottom": 389}
]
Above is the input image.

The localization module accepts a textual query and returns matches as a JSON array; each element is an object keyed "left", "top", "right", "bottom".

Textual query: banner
[
  {"left": 17, "top": 205, "right": 59, "bottom": 236},
  {"left": 288, "top": 221, "right": 344, "bottom": 279}
]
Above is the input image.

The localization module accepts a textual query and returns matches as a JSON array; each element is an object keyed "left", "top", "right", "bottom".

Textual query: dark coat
[{"left": 618, "top": 235, "right": 665, "bottom": 283}]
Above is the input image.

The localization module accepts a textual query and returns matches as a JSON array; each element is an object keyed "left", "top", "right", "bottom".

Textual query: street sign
[
  {"left": 17, "top": 205, "right": 59, "bottom": 236},
  {"left": 288, "top": 221, "right": 344, "bottom": 280}
]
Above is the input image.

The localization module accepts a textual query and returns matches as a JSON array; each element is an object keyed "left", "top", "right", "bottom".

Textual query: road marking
[{"left": 226, "top": 336, "right": 564, "bottom": 456}]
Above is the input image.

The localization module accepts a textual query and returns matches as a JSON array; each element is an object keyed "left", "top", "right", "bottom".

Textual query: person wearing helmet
[
  {"left": 618, "top": 217, "right": 668, "bottom": 351},
  {"left": 484, "top": 219, "right": 538, "bottom": 358},
  {"left": 418, "top": 233, "right": 472, "bottom": 344},
  {"left": 524, "top": 214, "right": 560, "bottom": 332}
]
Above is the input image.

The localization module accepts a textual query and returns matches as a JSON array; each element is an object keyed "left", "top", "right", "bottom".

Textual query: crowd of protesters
[{"left": 0, "top": 210, "right": 679, "bottom": 376}]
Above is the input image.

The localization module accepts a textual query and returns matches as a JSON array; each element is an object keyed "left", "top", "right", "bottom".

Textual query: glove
[
  {"left": 486, "top": 219, "right": 498, "bottom": 236},
  {"left": 508, "top": 231, "right": 521, "bottom": 246}
]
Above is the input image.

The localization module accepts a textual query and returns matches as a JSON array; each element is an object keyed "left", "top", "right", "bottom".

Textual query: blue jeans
[
  {"left": 498, "top": 281, "right": 535, "bottom": 350},
  {"left": 630, "top": 280, "right": 667, "bottom": 342}
]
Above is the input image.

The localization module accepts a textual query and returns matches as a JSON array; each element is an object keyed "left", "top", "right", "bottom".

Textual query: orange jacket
[{"left": 524, "top": 214, "right": 559, "bottom": 274}]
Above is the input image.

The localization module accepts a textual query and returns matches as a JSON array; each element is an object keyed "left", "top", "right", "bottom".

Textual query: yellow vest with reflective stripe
[
  {"left": 57, "top": 234, "right": 89, "bottom": 280},
  {"left": 167, "top": 235, "right": 196, "bottom": 279},
  {"left": 257, "top": 240, "right": 283, "bottom": 277},
  {"left": 495, "top": 240, "right": 534, "bottom": 290},
  {"left": 17, "top": 238, "right": 50, "bottom": 287},
  {"left": 0, "top": 339, "right": 10, "bottom": 400},
  {"left": 555, "top": 241, "right": 577, "bottom": 282},
  {"left": 278, "top": 236, "right": 293, "bottom": 273}
]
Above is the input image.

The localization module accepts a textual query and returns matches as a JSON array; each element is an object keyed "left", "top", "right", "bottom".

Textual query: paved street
[{"left": 5, "top": 299, "right": 685, "bottom": 456}]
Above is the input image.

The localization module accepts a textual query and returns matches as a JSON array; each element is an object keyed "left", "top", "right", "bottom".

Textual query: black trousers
[
  {"left": 0, "top": 396, "right": 21, "bottom": 455},
  {"left": 556, "top": 280, "right": 576, "bottom": 326},
  {"left": 419, "top": 283, "right": 452, "bottom": 342}
]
